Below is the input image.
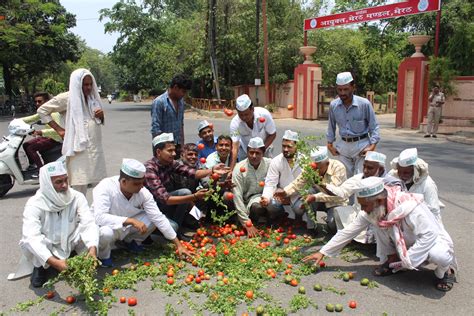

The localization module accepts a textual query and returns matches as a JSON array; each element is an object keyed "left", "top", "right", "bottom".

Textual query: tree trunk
[{"left": 2, "top": 63, "right": 13, "bottom": 98}]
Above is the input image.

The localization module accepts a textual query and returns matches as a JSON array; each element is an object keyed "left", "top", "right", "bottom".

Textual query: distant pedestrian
[
  {"left": 150, "top": 74, "right": 192, "bottom": 157},
  {"left": 326, "top": 72, "right": 380, "bottom": 178},
  {"left": 425, "top": 84, "right": 445, "bottom": 138}
]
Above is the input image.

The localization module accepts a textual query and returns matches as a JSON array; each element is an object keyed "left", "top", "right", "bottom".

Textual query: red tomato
[
  {"left": 217, "top": 271, "right": 224, "bottom": 277},
  {"left": 46, "top": 291, "right": 55, "bottom": 299},
  {"left": 270, "top": 272, "right": 276, "bottom": 278},
  {"left": 349, "top": 300, "right": 357, "bottom": 309},
  {"left": 223, "top": 249, "right": 230, "bottom": 255},
  {"left": 128, "top": 297, "right": 137, "bottom": 306},
  {"left": 112, "top": 269, "right": 120, "bottom": 276},
  {"left": 319, "top": 261, "right": 326, "bottom": 268},
  {"left": 66, "top": 296, "right": 76, "bottom": 304},
  {"left": 290, "top": 279, "right": 298, "bottom": 287},
  {"left": 167, "top": 277, "right": 174, "bottom": 285},
  {"left": 348, "top": 272, "right": 355, "bottom": 279},
  {"left": 166, "top": 270, "right": 174, "bottom": 277},
  {"left": 224, "top": 109, "right": 233, "bottom": 117},
  {"left": 119, "top": 296, "right": 126, "bottom": 304},
  {"left": 225, "top": 192, "right": 234, "bottom": 200},
  {"left": 209, "top": 123, "right": 214, "bottom": 129},
  {"left": 200, "top": 157, "right": 206, "bottom": 164},
  {"left": 195, "top": 277, "right": 202, "bottom": 283},
  {"left": 283, "top": 238, "right": 290, "bottom": 244},
  {"left": 245, "top": 220, "right": 253, "bottom": 227},
  {"left": 240, "top": 166, "right": 246, "bottom": 173},
  {"left": 245, "top": 290, "right": 254, "bottom": 299},
  {"left": 258, "top": 181, "right": 265, "bottom": 187},
  {"left": 198, "top": 269, "right": 205, "bottom": 276},
  {"left": 143, "top": 261, "right": 151, "bottom": 267},
  {"left": 310, "top": 162, "right": 318, "bottom": 170},
  {"left": 211, "top": 173, "right": 220, "bottom": 181},
  {"left": 276, "top": 257, "right": 283, "bottom": 263},
  {"left": 197, "top": 143, "right": 205, "bottom": 150},
  {"left": 287, "top": 104, "right": 294, "bottom": 111},
  {"left": 258, "top": 117, "right": 266, "bottom": 123}
]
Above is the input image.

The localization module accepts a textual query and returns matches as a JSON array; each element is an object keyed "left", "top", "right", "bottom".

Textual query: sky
[{"left": 61, "top": 0, "right": 120, "bottom": 53}]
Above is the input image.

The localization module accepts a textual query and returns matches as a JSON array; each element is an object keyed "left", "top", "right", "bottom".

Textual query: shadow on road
[{"left": 1, "top": 187, "right": 38, "bottom": 200}]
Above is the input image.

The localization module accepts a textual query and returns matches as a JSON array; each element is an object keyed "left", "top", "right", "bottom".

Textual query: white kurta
[
  {"left": 232, "top": 157, "right": 271, "bottom": 224},
  {"left": 262, "top": 153, "right": 301, "bottom": 200},
  {"left": 8, "top": 190, "right": 99, "bottom": 280},
  {"left": 92, "top": 176, "right": 176, "bottom": 239},
  {"left": 230, "top": 107, "right": 276, "bottom": 154},
  {"left": 37, "top": 92, "right": 107, "bottom": 186},
  {"left": 389, "top": 169, "right": 443, "bottom": 220},
  {"left": 320, "top": 202, "right": 455, "bottom": 278}
]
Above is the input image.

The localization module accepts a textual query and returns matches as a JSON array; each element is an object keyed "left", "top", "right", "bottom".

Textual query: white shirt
[
  {"left": 229, "top": 107, "right": 276, "bottom": 152},
  {"left": 262, "top": 153, "right": 301, "bottom": 199},
  {"left": 205, "top": 151, "right": 230, "bottom": 169},
  {"left": 320, "top": 202, "right": 453, "bottom": 268},
  {"left": 92, "top": 176, "right": 176, "bottom": 240}
]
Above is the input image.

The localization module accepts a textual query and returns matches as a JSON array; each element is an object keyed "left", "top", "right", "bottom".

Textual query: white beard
[
  {"left": 366, "top": 205, "right": 387, "bottom": 226},
  {"left": 57, "top": 190, "right": 72, "bottom": 203}
]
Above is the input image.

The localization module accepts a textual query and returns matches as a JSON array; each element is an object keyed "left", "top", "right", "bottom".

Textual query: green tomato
[
  {"left": 335, "top": 304, "right": 343, "bottom": 312},
  {"left": 326, "top": 303, "right": 335, "bottom": 312},
  {"left": 313, "top": 284, "right": 322, "bottom": 291}
]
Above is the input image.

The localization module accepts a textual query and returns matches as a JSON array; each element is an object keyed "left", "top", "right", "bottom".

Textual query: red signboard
[{"left": 304, "top": 0, "right": 441, "bottom": 31}]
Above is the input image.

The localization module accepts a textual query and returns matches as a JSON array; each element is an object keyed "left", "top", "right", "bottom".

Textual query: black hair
[
  {"left": 217, "top": 135, "right": 232, "bottom": 143},
  {"left": 33, "top": 92, "right": 50, "bottom": 101},
  {"left": 119, "top": 170, "right": 143, "bottom": 181},
  {"left": 182, "top": 143, "right": 197, "bottom": 153},
  {"left": 170, "top": 74, "right": 192, "bottom": 90}
]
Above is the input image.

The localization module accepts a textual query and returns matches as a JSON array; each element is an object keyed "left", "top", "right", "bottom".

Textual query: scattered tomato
[
  {"left": 276, "top": 257, "right": 283, "bottom": 263},
  {"left": 283, "top": 238, "right": 290, "bottom": 244},
  {"left": 319, "top": 261, "right": 326, "bottom": 268},
  {"left": 245, "top": 220, "right": 253, "bottom": 227},
  {"left": 240, "top": 166, "right": 246, "bottom": 173},
  {"left": 349, "top": 300, "right": 357, "bottom": 309},
  {"left": 245, "top": 290, "right": 254, "bottom": 299},
  {"left": 45, "top": 291, "right": 55, "bottom": 299},
  {"left": 200, "top": 157, "right": 206, "bottom": 164},
  {"left": 195, "top": 277, "right": 202, "bottom": 283},
  {"left": 224, "top": 109, "right": 233, "bottom": 117},
  {"left": 119, "top": 296, "right": 126, "bottom": 304},
  {"left": 66, "top": 296, "right": 76, "bottom": 304},
  {"left": 166, "top": 270, "right": 174, "bottom": 277},
  {"left": 143, "top": 261, "right": 151, "bottom": 267},
  {"left": 298, "top": 286, "right": 306, "bottom": 294},
  {"left": 310, "top": 161, "right": 318, "bottom": 170},
  {"left": 348, "top": 272, "right": 355, "bottom": 279},
  {"left": 259, "top": 181, "right": 265, "bottom": 187},
  {"left": 167, "top": 277, "right": 174, "bottom": 285},
  {"left": 223, "top": 249, "right": 230, "bottom": 255},
  {"left": 128, "top": 297, "right": 137, "bottom": 306},
  {"left": 211, "top": 173, "right": 220, "bottom": 181},
  {"left": 287, "top": 104, "right": 294, "bottom": 111},
  {"left": 197, "top": 143, "right": 205, "bottom": 150},
  {"left": 112, "top": 269, "right": 120, "bottom": 276},
  {"left": 224, "top": 192, "right": 234, "bottom": 200},
  {"left": 290, "top": 279, "right": 298, "bottom": 287},
  {"left": 258, "top": 117, "right": 266, "bottom": 123}
]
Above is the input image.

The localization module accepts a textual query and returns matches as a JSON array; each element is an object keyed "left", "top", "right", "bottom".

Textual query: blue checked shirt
[
  {"left": 150, "top": 91, "right": 185, "bottom": 144},
  {"left": 326, "top": 95, "right": 380, "bottom": 144}
]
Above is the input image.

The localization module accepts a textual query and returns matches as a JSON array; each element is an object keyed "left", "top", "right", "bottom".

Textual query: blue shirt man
[
  {"left": 326, "top": 72, "right": 380, "bottom": 178},
  {"left": 150, "top": 74, "right": 192, "bottom": 152},
  {"left": 196, "top": 120, "right": 217, "bottom": 159}
]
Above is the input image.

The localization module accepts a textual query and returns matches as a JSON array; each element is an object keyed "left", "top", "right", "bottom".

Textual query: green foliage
[
  {"left": 428, "top": 56, "right": 458, "bottom": 95},
  {"left": 0, "top": 0, "right": 81, "bottom": 96}
]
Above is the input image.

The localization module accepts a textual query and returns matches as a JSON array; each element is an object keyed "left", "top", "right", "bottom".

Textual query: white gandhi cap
[
  {"left": 365, "top": 151, "right": 386, "bottom": 165},
  {"left": 336, "top": 72, "right": 354, "bottom": 85},
  {"left": 198, "top": 120, "right": 211, "bottom": 132},
  {"left": 357, "top": 176, "right": 385, "bottom": 198},
  {"left": 310, "top": 146, "right": 329, "bottom": 162},
  {"left": 248, "top": 137, "right": 265, "bottom": 149},
  {"left": 43, "top": 161, "right": 67, "bottom": 177},
  {"left": 121, "top": 158, "right": 146, "bottom": 178},
  {"left": 152, "top": 133, "right": 174, "bottom": 147},
  {"left": 236, "top": 94, "right": 252, "bottom": 111},
  {"left": 397, "top": 148, "right": 418, "bottom": 167},
  {"left": 282, "top": 130, "right": 299, "bottom": 142}
]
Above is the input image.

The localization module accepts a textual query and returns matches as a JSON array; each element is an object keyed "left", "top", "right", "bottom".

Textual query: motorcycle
[{"left": 0, "top": 119, "right": 63, "bottom": 197}]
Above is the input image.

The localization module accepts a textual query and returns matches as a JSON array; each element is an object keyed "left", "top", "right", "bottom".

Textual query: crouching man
[
  {"left": 303, "top": 177, "right": 457, "bottom": 292},
  {"left": 92, "top": 159, "right": 194, "bottom": 267},
  {"left": 8, "top": 161, "right": 99, "bottom": 287}
]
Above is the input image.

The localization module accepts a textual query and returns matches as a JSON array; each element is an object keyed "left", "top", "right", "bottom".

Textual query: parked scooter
[{"left": 0, "top": 119, "right": 63, "bottom": 197}]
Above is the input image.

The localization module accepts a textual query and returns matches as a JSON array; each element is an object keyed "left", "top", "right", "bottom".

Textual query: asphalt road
[{"left": 0, "top": 101, "right": 473, "bottom": 315}]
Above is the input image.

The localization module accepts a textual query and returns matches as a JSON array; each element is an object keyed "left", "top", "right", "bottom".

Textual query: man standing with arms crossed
[{"left": 327, "top": 72, "right": 380, "bottom": 178}]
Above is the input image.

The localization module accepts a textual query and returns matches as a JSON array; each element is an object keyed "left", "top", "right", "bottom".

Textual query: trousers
[
  {"left": 23, "top": 137, "right": 60, "bottom": 168},
  {"left": 426, "top": 106, "right": 442, "bottom": 135}
]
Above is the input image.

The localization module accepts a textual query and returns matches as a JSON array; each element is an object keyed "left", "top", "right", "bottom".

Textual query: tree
[{"left": 0, "top": 0, "right": 81, "bottom": 97}]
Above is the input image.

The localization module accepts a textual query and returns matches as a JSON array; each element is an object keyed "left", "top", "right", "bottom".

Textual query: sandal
[
  {"left": 373, "top": 261, "right": 393, "bottom": 277},
  {"left": 436, "top": 269, "right": 455, "bottom": 292}
]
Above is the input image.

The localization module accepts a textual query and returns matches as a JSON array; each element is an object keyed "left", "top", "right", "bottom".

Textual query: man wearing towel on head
[
  {"left": 92, "top": 159, "right": 193, "bottom": 267},
  {"left": 37, "top": 68, "right": 107, "bottom": 195},
  {"left": 275, "top": 146, "right": 347, "bottom": 234},
  {"left": 260, "top": 130, "right": 303, "bottom": 220},
  {"left": 326, "top": 72, "right": 380, "bottom": 179},
  {"left": 388, "top": 148, "right": 444, "bottom": 222},
  {"left": 8, "top": 161, "right": 99, "bottom": 288},
  {"left": 303, "top": 176, "right": 457, "bottom": 292},
  {"left": 229, "top": 94, "right": 277, "bottom": 171},
  {"left": 232, "top": 137, "right": 281, "bottom": 237}
]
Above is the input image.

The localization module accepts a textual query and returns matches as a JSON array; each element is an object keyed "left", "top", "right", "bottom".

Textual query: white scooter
[{"left": 0, "top": 119, "right": 63, "bottom": 197}]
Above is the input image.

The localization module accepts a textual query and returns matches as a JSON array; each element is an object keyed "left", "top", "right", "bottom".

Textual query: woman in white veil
[{"left": 37, "top": 69, "right": 107, "bottom": 195}]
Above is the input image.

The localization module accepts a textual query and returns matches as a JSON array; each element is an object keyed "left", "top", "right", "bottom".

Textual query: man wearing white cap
[
  {"left": 196, "top": 120, "right": 218, "bottom": 159},
  {"left": 8, "top": 161, "right": 99, "bottom": 287},
  {"left": 388, "top": 148, "right": 444, "bottom": 222},
  {"left": 276, "top": 146, "right": 347, "bottom": 234},
  {"left": 232, "top": 137, "right": 278, "bottom": 237},
  {"left": 229, "top": 94, "right": 277, "bottom": 171},
  {"left": 303, "top": 176, "right": 457, "bottom": 292},
  {"left": 261, "top": 130, "right": 303, "bottom": 217},
  {"left": 92, "top": 159, "right": 193, "bottom": 267},
  {"left": 327, "top": 72, "right": 380, "bottom": 179},
  {"left": 145, "top": 133, "right": 229, "bottom": 236}
]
